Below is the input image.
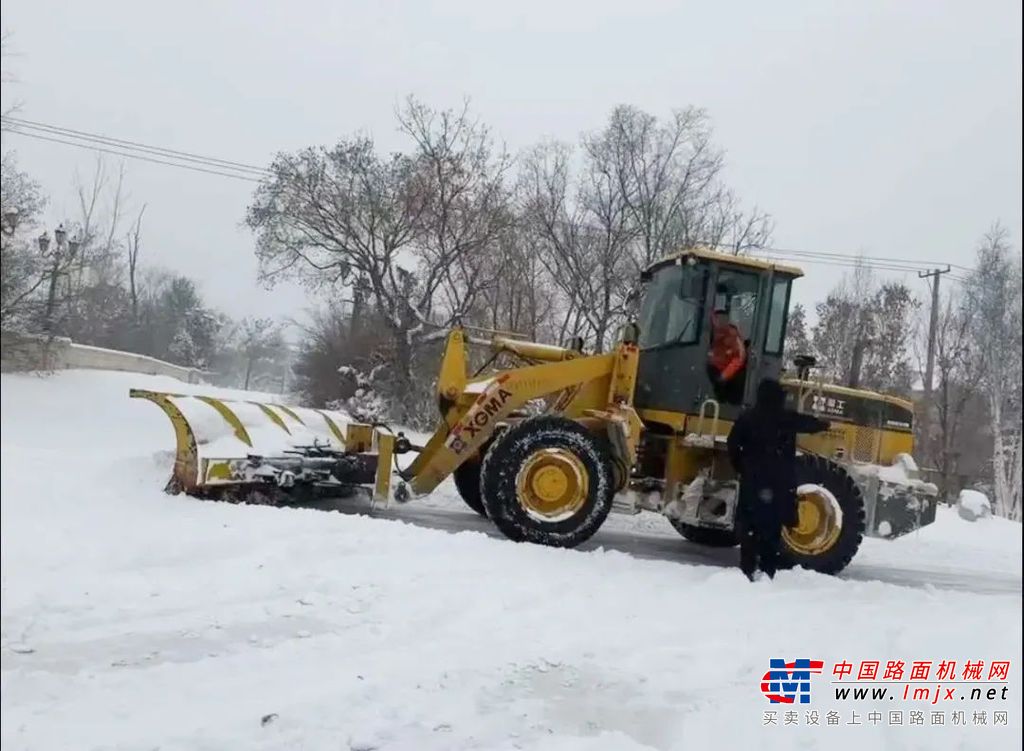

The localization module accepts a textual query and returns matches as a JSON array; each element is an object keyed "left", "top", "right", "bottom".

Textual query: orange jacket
[{"left": 709, "top": 320, "right": 747, "bottom": 381}]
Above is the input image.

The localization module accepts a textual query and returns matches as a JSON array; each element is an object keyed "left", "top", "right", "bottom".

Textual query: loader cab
[{"left": 634, "top": 248, "right": 803, "bottom": 421}]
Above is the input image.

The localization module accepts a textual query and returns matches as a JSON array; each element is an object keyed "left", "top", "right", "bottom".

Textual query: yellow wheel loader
[{"left": 133, "top": 248, "right": 938, "bottom": 575}]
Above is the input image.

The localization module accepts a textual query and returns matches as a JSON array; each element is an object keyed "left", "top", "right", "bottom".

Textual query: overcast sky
[{"left": 2, "top": 0, "right": 1021, "bottom": 324}]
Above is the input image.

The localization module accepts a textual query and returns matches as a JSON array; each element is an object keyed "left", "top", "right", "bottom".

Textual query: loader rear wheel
[
  {"left": 481, "top": 416, "right": 614, "bottom": 548},
  {"left": 669, "top": 521, "right": 740, "bottom": 548},
  {"left": 453, "top": 455, "right": 487, "bottom": 517},
  {"left": 779, "top": 454, "right": 866, "bottom": 575}
]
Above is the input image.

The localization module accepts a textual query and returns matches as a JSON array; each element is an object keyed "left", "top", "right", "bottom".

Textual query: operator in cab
[
  {"left": 707, "top": 303, "right": 747, "bottom": 404},
  {"left": 727, "top": 378, "right": 830, "bottom": 581}
]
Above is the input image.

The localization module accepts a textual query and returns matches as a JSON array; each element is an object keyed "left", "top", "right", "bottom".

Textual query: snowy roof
[{"left": 645, "top": 246, "right": 805, "bottom": 278}]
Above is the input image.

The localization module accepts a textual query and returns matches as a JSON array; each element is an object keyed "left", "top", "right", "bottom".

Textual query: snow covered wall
[
  {"left": 1, "top": 332, "right": 207, "bottom": 383},
  {"left": 1, "top": 370, "right": 1021, "bottom": 751}
]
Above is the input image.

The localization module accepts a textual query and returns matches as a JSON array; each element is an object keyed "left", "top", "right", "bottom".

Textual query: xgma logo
[{"left": 761, "top": 659, "right": 825, "bottom": 704}]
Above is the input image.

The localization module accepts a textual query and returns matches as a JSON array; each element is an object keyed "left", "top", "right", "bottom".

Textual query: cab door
[
  {"left": 752, "top": 272, "right": 793, "bottom": 401},
  {"left": 716, "top": 266, "right": 793, "bottom": 408}
]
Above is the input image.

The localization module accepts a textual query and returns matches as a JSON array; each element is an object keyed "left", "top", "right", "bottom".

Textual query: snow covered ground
[{"left": 2, "top": 370, "right": 1021, "bottom": 751}]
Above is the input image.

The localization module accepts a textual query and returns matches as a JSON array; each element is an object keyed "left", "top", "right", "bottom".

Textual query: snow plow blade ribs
[{"left": 130, "top": 389, "right": 394, "bottom": 504}]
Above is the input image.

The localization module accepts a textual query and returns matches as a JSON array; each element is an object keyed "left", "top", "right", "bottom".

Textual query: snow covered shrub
[
  {"left": 957, "top": 489, "right": 992, "bottom": 522},
  {"left": 330, "top": 365, "right": 389, "bottom": 424}
]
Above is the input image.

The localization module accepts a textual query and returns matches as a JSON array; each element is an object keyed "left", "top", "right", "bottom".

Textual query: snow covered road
[{"left": 2, "top": 371, "right": 1021, "bottom": 751}]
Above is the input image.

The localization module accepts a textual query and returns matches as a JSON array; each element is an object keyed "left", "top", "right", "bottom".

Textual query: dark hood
[{"left": 756, "top": 378, "right": 787, "bottom": 412}]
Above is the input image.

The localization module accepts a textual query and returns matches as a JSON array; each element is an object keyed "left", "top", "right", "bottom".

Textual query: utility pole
[{"left": 918, "top": 265, "right": 951, "bottom": 440}]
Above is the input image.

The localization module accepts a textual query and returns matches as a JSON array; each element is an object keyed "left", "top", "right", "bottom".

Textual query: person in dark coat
[{"left": 727, "top": 378, "right": 830, "bottom": 581}]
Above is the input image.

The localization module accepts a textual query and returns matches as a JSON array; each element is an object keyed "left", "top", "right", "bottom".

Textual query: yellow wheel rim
[
  {"left": 782, "top": 484, "right": 842, "bottom": 556},
  {"left": 516, "top": 448, "right": 589, "bottom": 522}
]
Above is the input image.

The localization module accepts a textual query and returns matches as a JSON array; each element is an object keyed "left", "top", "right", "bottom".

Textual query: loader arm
[
  {"left": 409, "top": 354, "right": 615, "bottom": 495},
  {"left": 407, "top": 327, "right": 642, "bottom": 496}
]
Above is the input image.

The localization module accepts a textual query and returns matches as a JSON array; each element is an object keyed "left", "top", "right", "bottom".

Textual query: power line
[
  {"left": 779, "top": 256, "right": 923, "bottom": 272},
  {"left": 754, "top": 245, "right": 947, "bottom": 271},
  {"left": 2, "top": 127, "right": 263, "bottom": 183},
  {"left": 1, "top": 115, "right": 270, "bottom": 176},
  {"left": 750, "top": 252, "right": 976, "bottom": 287},
  {"left": 752, "top": 250, "right": 940, "bottom": 274},
  {"left": 765, "top": 256, "right": 924, "bottom": 273},
  {"left": 749, "top": 246, "right": 975, "bottom": 282},
  {"left": 5, "top": 121, "right": 269, "bottom": 177},
  {"left": 0, "top": 116, "right": 982, "bottom": 283}
]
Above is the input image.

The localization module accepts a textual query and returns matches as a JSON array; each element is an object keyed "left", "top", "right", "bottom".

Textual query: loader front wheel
[
  {"left": 481, "top": 416, "right": 614, "bottom": 548},
  {"left": 453, "top": 454, "right": 487, "bottom": 517}
]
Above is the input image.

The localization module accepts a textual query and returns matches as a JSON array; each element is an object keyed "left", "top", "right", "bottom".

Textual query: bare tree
[
  {"left": 704, "top": 189, "right": 774, "bottom": 255},
  {"left": 783, "top": 302, "right": 812, "bottom": 366},
  {"left": 519, "top": 141, "right": 632, "bottom": 352},
  {"left": 290, "top": 300, "right": 385, "bottom": 407},
  {"left": 232, "top": 317, "right": 284, "bottom": 390},
  {"left": 247, "top": 99, "right": 511, "bottom": 422},
  {"left": 963, "top": 224, "right": 1023, "bottom": 520},
  {"left": 1, "top": 31, "right": 24, "bottom": 117},
  {"left": 809, "top": 263, "right": 918, "bottom": 393},
  {"left": 247, "top": 136, "right": 421, "bottom": 414},
  {"left": 916, "top": 290, "right": 981, "bottom": 500},
  {"left": 126, "top": 204, "right": 146, "bottom": 324},
  {"left": 587, "top": 105, "right": 772, "bottom": 269},
  {"left": 810, "top": 261, "right": 876, "bottom": 384},
  {"left": 597, "top": 106, "right": 716, "bottom": 267},
  {"left": 54, "top": 158, "right": 131, "bottom": 343},
  {"left": 396, "top": 97, "right": 513, "bottom": 333},
  {"left": 474, "top": 222, "right": 558, "bottom": 341},
  {"left": 858, "top": 281, "right": 919, "bottom": 393},
  {"left": 0, "top": 152, "right": 46, "bottom": 329},
  {"left": 518, "top": 105, "right": 773, "bottom": 353},
  {"left": 254, "top": 100, "right": 774, "bottom": 418},
  {"left": 71, "top": 158, "right": 128, "bottom": 290}
]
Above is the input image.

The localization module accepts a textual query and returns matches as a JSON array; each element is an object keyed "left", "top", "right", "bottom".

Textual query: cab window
[
  {"left": 638, "top": 263, "right": 707, "bottom": 349},
  {"left": 712, "top": 269, "right": 760, "bottom": 343},
  {"left": 764, "top": 278, "right": 791, "bottom": 354}
]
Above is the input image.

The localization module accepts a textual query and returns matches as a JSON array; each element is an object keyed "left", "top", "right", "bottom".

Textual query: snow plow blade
[
  {"left": 130, "top": 389, "right": 397, "bottom": 505},
  {"left": 849, "top": 456, "right": 940, "bottom": 540}
]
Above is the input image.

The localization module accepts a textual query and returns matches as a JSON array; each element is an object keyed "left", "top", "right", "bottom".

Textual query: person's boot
[
  {"left": 740, "top": 536, "right": 758, "bottom": 582},
  {"left": 762, "top": 542, "right": 779, "bottom": 580}
]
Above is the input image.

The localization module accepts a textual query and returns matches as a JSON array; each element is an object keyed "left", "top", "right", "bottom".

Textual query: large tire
[
  {"left": 453, "top": 455, "right": 487, "bottom": 517},
  {"left": 779, "top": 454, "right": 866, "bottom": 575},
  {"left": 669, "top": 520, "right": 740, "bottom": 548},
  {"left": 480, "top": 416, "right": 614, "bottom": 548}
]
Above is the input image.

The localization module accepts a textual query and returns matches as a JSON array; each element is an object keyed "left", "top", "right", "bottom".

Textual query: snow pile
[
  {"left": 849, "top": 453, "right": 939, "bottom": 496},
  {"left": 876, "top": 453, "right": 919, "bottom": 484},
  {"left": 2, "top": 370, "right": 1022, "bottom": 751},
  {"left": 958, "top": 489, "right": 993, "bottom": 522}
]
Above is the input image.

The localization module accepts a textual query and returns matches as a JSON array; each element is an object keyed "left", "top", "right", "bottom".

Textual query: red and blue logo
[{"left": 761, "top": 659, "right": 824, "bottom": 704}]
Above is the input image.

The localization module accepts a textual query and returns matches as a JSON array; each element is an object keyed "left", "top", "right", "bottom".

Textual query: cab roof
[{"left": 643, "top": 246, "right": 805, "bottom": 279}]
